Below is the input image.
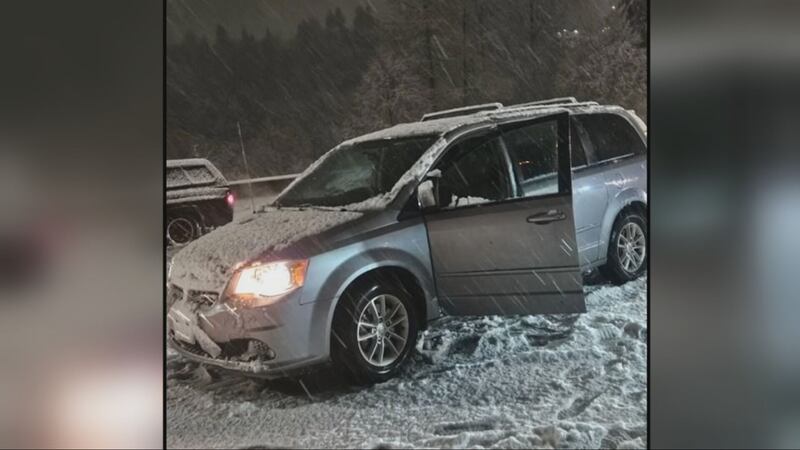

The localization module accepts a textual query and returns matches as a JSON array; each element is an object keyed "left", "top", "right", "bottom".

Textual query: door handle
[{"left": 526, "top": 209, "right": 566, "bottom": 224}]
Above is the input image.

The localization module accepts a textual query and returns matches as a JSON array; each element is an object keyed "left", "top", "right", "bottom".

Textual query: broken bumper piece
[{"left": 166, "top": 294, "right": 327, "bottom": 379}]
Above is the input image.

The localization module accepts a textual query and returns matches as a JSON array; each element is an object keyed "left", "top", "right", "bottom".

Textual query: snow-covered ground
[{"left": 166, "top": 273, "right": 647, "bottom": 449}]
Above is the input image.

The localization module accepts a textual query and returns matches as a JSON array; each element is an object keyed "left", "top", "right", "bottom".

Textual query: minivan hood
[{"left": 169, "top": 208, "right": 363, "bottom": 291}]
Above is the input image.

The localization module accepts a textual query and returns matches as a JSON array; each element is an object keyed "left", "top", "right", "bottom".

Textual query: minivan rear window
[{"left": 575, "top": 113, "right": 645, "bottom": 162}]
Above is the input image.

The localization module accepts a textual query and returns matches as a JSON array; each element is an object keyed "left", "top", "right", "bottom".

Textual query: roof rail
[
  {"left": 508, "top": 97, "right": 578, "bottom": 108},
  {"left": 421, "top": 102, "right": 503, "bottom": 121},
  {"left": 501, "top": 100, "right": 599, "bottom": 112}
]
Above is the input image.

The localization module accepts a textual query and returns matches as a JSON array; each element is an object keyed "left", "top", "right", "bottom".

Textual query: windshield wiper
[
  {"left": 301, "top": 203, "right": 352, "bottom": 211},
  {"left": 276, "top": 202, "right": 350, "bottom": 212}
]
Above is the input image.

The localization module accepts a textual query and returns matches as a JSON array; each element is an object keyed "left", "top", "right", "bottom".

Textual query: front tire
[
  {"left": 601, "top": 210, "right": 647, "bottom": 284},
  {"left": 331, "top": 282, "right": 418, "bottom": 385}
]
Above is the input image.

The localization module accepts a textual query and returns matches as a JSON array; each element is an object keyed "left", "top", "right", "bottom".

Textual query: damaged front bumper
[
  {"left": 167, "top": 335, "right": 321, "bottom": 379},
  {"left": 166, "top": 284, "right": 335, "bottom": 379}
]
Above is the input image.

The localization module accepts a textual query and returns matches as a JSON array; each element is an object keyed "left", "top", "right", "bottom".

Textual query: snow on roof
[
  {"left": 341, "top": 114, "right": 490, "bottom": 145},
  {"left": 167, "top": 158, "right": 215, "bottom": 168},
  {"left": 342, "top": 103, "right": 627, "bottom": 145},
  {"left": 167, "top": 158, "right": 228, "bottom": 185}
]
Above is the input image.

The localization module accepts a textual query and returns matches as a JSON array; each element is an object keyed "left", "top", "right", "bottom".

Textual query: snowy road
[{"left": 166, "top": 272, "right": 647, "bottom": 449}]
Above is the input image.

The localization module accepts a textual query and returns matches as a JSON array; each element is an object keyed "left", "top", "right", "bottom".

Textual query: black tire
[
  {"left": 331, "top": 281, "right": 419, "bottom": 385},
  {"left": 601, "top": 210, "right": 648, "bottom": 284},
  {"left": 166, "top": 214, "right": 200, "bottom": 246}
]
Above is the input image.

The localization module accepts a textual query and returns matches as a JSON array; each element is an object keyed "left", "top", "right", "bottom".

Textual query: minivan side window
[
  {"left": 570, "top": 118, "right": 588, "bottom": 168},
  {"left": 435, "top": 134, "right": 512, "bottom": 209},
  {"left": 575, "top": 113, "right": 645, "bottom": 163},
  {"left": 502, "top": 119, "right": 559, "bottom": 197}
]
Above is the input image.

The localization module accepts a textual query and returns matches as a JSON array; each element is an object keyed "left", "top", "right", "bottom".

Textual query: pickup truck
[{"left": 166, "top": 158, "right": 234, "bottom": 246}]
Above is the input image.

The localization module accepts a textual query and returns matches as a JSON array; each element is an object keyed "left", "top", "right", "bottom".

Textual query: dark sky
[{"left": 167, "top": 0, "right": 388, "bottom": 43}]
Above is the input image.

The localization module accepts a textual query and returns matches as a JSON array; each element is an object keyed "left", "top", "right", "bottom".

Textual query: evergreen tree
[{"left": 166, "top": 0, "right": 647, "bottom": 178}]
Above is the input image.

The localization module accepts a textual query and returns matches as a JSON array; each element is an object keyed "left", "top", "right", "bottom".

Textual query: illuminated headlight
[{"left": 232, "top": 260, "right": 308, "bottom": 300}]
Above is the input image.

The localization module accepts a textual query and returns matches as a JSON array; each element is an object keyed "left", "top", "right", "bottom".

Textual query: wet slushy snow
[{"left": 167, "top": 274, "right": 647, "bottom": 449}]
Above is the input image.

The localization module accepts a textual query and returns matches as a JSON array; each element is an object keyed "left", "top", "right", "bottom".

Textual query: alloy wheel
[
  {"left": 616, "top": 221, "right": 646, "bottom": 273},
  {"left": 356, "top": 294, "right": 409, "bottom": 367}
]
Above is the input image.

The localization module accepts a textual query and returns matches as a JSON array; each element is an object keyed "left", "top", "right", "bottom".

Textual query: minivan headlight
[{"left": 232, "top": 260, "right": 308, "bottom": 298}]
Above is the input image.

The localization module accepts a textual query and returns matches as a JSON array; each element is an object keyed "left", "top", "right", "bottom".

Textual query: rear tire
[
  {"left": 331, "top": 281, "right": 418, "bottom": 385},
  {"left": 601, "top": 210, "right": 647, "bottom": 284}
]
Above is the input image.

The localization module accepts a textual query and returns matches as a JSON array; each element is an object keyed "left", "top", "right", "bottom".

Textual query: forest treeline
[{"left": 167, "top": 0, "right": 646, "bottom": 179}]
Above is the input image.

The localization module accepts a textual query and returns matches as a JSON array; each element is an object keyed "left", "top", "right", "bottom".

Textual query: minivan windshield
[{"left": 275, "top": 136, "right": 437, "bottom": 208}]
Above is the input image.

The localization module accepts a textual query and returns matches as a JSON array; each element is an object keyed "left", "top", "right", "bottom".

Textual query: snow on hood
[{"left": 169, "top": 208, "right": 363, "bottom": 291}]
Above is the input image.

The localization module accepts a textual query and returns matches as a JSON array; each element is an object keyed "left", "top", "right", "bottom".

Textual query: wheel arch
[
  {"left": 597, "top": 188, "right": 648, "bottom": 263},
  {"left": 323, "top": 260, "right": 436, "bottom": 357},
  {"left": 338, "top": 266, "right": 427, "bottom": 324}
]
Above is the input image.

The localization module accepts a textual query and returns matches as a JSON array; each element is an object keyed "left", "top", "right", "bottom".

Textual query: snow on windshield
[
  {"left": 276, "top": 116, "right": 487, "bottom": 211},
  {"left": 276, "top": 136, "right": 437, "bottom": 209}
]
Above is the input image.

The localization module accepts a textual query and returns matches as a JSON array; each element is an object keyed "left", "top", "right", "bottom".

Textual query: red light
[{"left": 226, "top": 192, "right": 235, "bottom": 206}]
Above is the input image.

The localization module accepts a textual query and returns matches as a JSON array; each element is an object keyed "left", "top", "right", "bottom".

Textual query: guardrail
[
  {"left": 228, "top": 173, "right": 299, "bottom": 185},
  {"left": 228, "top": 173, "right": 299, "bottom": 200}
]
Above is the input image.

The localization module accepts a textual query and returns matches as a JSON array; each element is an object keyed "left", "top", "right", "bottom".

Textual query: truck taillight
[{"left": 226, "top": 192, "right": 235, "bottom": 207}]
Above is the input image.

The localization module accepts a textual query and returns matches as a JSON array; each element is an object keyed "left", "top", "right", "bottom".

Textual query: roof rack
[
  {"left": 420, "top": 102, "right": 503, "bottom": 121},
  {"left": 419, "top": 98, "right": 601, "bottom": 123},
  {"left": 502, "top": 100, "right": 599, "bottom": 112},
  {"left": 511, "top": 97, "right": 578, "bottom": 107}
]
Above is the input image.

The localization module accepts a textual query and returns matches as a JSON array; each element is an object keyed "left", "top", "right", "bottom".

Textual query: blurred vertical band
[
  {"left": 651, "top": 0, "right": 800, "bottom": 448},
  {"left": 0, "top": 1, "right": 163, "bottom": 448}
]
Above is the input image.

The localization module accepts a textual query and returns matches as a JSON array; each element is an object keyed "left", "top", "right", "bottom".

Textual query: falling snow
[{"left": 165, "top": 2, "right": 648, "bottom": 447}]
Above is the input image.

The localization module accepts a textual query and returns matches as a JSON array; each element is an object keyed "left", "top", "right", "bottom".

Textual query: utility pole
[
  {"left": 424, "top": 0, "right": 436, "bottom": 108},
  {"left": 237, "top": 121, "right": 256, "bottom": 214},
  {"left": 462, "top": 0, "right": 468, "bottom": 104}
]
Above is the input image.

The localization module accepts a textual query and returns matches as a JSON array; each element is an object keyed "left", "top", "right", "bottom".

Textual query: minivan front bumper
[
  {"left": 166, "top": 284, "right": 336, "bottom": 378},
  {"left": 167, "top": 335, "right": 326, "bottom": 379}
]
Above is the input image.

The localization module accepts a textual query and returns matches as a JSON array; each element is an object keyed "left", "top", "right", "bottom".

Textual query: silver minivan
[{"left": 167, "top": 98, "right": 647, "bottom": 383}]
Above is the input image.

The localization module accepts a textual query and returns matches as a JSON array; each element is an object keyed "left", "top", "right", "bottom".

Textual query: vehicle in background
[
  {"left": 167, "top": 98, "right": 647, "bottom": 383},
  {"left": 166, "top": 159, "right": 234, "bottom": 246}
]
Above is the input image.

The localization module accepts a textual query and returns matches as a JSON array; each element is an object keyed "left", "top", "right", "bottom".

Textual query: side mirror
[
  {"left": 417, "top": 180, "right": 437, "bottom": 209},
  {"left": 416, "top": 169, "right": 441, "bottom": 210}
]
